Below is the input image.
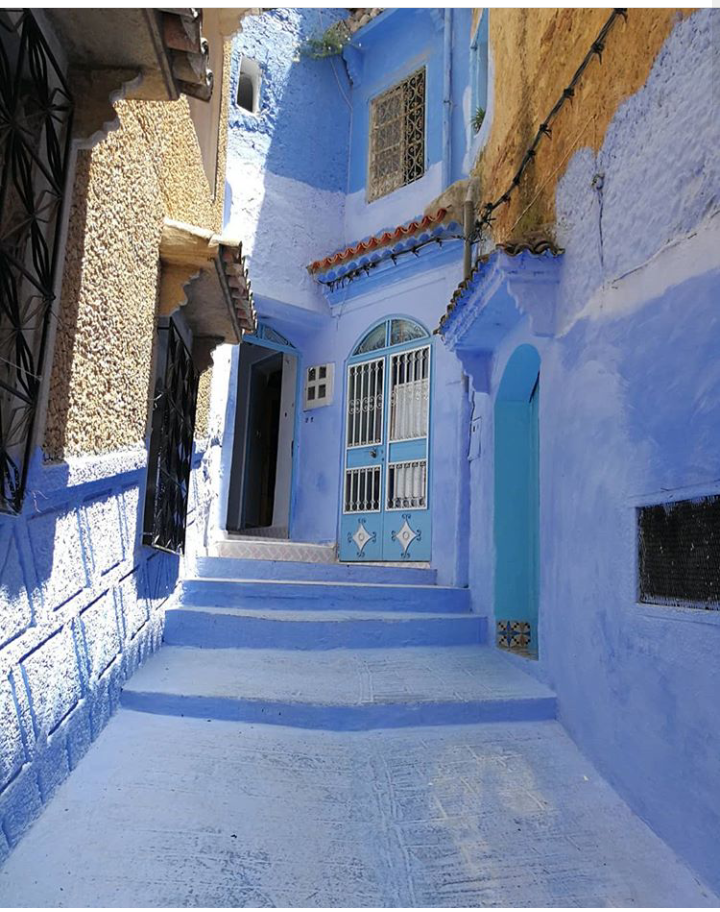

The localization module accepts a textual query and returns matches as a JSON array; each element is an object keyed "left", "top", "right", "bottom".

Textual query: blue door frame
[
  {"left": 240, "top": 325, "right": 301, "bottom": 536},
  {"left": 339, "top": 318, "right": 433, "bottom": 562}
]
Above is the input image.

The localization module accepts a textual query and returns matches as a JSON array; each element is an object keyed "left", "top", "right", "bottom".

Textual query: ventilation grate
[{"left": 638, "top": 495, "right": 720, "bottom": 609}]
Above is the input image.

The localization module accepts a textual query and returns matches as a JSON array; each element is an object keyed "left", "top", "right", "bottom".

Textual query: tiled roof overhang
[
  {"left": 159, "top": 219, "right": 256, "bottom": 353},
  {"left": 439, "top": 239, "right": 563, "bottom": 393},
  {"left": 44, "top": 8, "right": 260, "bottom": 141},
  {"left": 308, "top": 208, "right": 451, "bottom": 276}
]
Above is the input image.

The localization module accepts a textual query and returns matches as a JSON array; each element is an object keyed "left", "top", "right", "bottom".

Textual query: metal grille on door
[
  {"left": 340, "top": 324, "right": 432, "bottom": 562},
  {"left": 347, "top": 358, "right": 384, "bottom": 446}
]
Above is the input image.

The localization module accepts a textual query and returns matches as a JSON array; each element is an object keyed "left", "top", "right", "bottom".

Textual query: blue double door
[{"left": 339, "top": 323, "right": 432, "bottom": 562}]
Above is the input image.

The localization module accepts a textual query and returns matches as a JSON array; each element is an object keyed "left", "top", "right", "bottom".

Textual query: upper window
[
  {"left": 470, "top": 13, "right": 489, "bottom": 135},
  {"left": 367, "top": 68, "right": 426, "bottom": 202},
  {"left": 236, "top": 57, "right": 261, "bottom": 114}
]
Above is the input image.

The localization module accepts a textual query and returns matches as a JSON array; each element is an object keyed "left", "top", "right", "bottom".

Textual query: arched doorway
[
  {"left": 339, "top": 317, "right": 432, "bottom": 562},
  {"left": 494, "top": 344, "right": 540, "bottom": 656}
]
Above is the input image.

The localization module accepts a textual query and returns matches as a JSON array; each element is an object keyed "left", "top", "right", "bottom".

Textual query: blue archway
[{"left": 494, "top": 344, "right": 540, "bottom": 657}]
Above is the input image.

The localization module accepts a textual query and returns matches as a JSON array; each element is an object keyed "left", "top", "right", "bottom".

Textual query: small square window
[{"left": 305, "top": 363, "right": 334, "bottom": 410}]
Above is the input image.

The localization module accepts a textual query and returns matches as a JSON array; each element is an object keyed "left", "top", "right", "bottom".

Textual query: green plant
[
  {"left": 301, "top": 22, "right": 350, "bottom": 59},
  {"left": 472, "top": 106, "right": 486, "bottom": 134}
]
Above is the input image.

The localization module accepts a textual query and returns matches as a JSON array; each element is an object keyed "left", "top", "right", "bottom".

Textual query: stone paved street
[{"left": 0, "top": 710, "right": 714, "bottom": 908}]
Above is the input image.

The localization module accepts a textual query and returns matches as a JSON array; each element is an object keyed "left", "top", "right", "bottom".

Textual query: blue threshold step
[
  {"left": 180, "top": 577, "right": 470, "bottom": 614},
  {"left": 164, "top": 605, "right": 485, "bottom": 649},
  {"left": 196, "top": 555, "right": 438, "bottom": 585},
  {"left": 121, "top": 646, "right": 557, "bottom": 730}
]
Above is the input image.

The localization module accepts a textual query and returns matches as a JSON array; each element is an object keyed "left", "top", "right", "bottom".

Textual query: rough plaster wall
[
  {"left": 472, "top": 8, "right": 692, "bottom": 242},
  {"left": 225, "top": 8, "right": 348, "bottom": 311},
  {"left": 43, "top": 113, "right": 163, "bottom": 460},
  {"left": 44, "top": 40, "right": 232, "bottom": 460},
  {"left": 0, "top": 42, "right": 236, "bottom": 861},
  {"left": 466, "top": 9, "right": 720, "bottom": 893},
  {"left": 0, "top": 450, "right": 181, "bottom": 859}
]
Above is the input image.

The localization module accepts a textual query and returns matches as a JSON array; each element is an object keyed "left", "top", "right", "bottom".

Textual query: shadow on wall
[{"left": 225, "top": 8, "right": 351, "bottom": 312}]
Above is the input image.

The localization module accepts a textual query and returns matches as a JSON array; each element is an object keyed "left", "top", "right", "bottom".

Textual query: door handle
[{"left": 370, "top": 448, "right": 377, "bottom": 458}]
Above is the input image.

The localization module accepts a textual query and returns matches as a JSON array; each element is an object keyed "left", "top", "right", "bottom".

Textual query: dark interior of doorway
[{"left": 242, "top": 352, "right": 282, "bottom": 530}]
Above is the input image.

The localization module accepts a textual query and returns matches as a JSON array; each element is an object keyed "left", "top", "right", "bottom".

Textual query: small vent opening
[{"left": 638, "top": 495, "right": 720, "bottom": 609}]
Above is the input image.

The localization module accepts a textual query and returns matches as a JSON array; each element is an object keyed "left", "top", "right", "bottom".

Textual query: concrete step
[
  {"left": 212, "top": 538, "right": 337, "bottom": 563},
  {"left": 164, "top": 606, "right": 486, "bottom": 649},
  {"left": 194, "top": 555, "right": 437, "bottom": 585},
  {"left": 180, "top": 578, "right": 470, "bottom": 614},
  {"left": 121, "top": 645, "right": 557, "bottom": 730}
]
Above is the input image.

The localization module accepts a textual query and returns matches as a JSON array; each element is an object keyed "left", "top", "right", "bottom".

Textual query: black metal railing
[
  {"left": 143, "top": 320, "right": 199, "bottom": 553},
  {"left": 0, "top": 9, "right": 73, "bottom": 514}
]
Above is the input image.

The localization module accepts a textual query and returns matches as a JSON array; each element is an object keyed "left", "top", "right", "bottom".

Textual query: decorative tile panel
[{"left": 496, "top": 620, "right": 532, "bottom": 652}]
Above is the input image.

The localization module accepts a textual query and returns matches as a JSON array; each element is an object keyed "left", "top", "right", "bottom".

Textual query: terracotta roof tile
[
  {"left": 309, "top": 208, "right": 449, "bottom": 274},
  {"left": 439, "top": 236, "right": 563, "bottom": 332}
]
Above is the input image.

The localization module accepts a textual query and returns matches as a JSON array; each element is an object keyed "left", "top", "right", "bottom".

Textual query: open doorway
[{"left": 226, "top": 336, "right": 297, "bottom": 538}]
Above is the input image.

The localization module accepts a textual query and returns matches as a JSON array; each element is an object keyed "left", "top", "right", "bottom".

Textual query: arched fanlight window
[
  {"left": 250, "top": 323, "right": 295, "bottom": 348},
  {"left": 352, "top": 318, "right": 428, "bottom": 356}
]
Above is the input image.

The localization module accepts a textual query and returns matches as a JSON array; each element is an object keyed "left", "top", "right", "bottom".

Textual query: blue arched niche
[{"left": 494, "top": 344, "right": 540, "bottom": 657}]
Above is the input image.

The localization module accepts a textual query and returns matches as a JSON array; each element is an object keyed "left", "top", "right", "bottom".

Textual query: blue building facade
[
  {"left": 0, "top": 6, "right": 718, "bottom": 899},
  {"left": 219, "top": 7, "right": 720, "bottom": 895}
]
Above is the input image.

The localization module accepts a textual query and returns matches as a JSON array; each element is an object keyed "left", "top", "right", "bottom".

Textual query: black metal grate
[
  {"left": 0, "top": 10, "right": 73, "bottom": 514},
  {"left": 143, "top": 321, "right": 199, "bottom": 553},
  {"left": 638, "top": 495, "right": 720, "bottom": 609}
]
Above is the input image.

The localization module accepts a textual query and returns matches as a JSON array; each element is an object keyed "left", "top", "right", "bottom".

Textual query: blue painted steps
[
  {"left": 165, "top": 606, "right": 486, "bottom": 649},
  {"left": 180, "top": 578, "right": 470, "bottom": 614},
  {"left": 121, "top": 646, "right": 556, "bottom": 730},
  {"left": 196, "top": 555, "right": 437, "bottom": 585},
  {"left": 119, "top": 554, "right": 556, "bottom": 731}
]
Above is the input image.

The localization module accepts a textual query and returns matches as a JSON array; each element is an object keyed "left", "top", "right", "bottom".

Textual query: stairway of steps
[{"left": 121, "top": 547, "right": 556, "bottom": 729}]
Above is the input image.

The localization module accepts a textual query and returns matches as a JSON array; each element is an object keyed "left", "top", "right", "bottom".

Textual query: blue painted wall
[
  {"left": 0, "top": 443, "right": 215, "bottom": 859},
  {"left": 462, "top": 10, "right": 720, "bottom": 893},
  {"left": 225, "top": 8, "right": 350, "bottom": 312}
]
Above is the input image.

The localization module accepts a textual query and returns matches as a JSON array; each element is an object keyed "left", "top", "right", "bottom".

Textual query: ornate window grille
[
  {"left": 0, "top": 10, "right": 73, "bottom": 514},
  {"left": 368, "top": 67, "right": 425, "bottom": 202},
  {"left": 142, "top": 321, "right": 199, "bottom": 553}
]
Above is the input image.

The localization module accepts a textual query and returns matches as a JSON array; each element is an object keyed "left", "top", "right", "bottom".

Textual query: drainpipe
[
  {"left": 442, "top": 8, "right": 453, "bottom": 190},
  {"left": 463, "top": 181, "right": 475, "bottom": 280}
]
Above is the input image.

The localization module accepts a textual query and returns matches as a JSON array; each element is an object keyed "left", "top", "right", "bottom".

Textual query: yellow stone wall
[
  {"left": 472, "top": 8, "right": 692, "bottom": 242},
  {"left": 44, "top": 43, "right": 232, "bottom": 460}
]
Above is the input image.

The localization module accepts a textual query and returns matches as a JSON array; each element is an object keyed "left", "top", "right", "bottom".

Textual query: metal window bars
[
  {"left": 344, "top": 465, "right": 381, "bottom": 514},
  {"left": 389, "top": 346, "right": 430, "bottom": 441},
  {"left": 368, "top": 67, "right": 425, "bottom": 202},
  {"left": 142, "top": 321, "right": 199, "bottom": 553},
  {"left": 347, "top": 357, "right": 384, "bottom": 447},
  {"left": 387, "top": 459, "right": 427, "bottom": 510},
  {"left": 0, "top": 10, "right": 73, "bottom": 514}
]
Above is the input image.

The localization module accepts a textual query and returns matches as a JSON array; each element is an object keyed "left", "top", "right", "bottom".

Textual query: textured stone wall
[
  {"left": 473, "top": 8, "right": 692, "bottom": 242},
  {"left": 44, "top": 40, "right": 232, "bottom": 459},
  {"left": 0, "top": 36, "right": 235, "bottom": 861}
]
